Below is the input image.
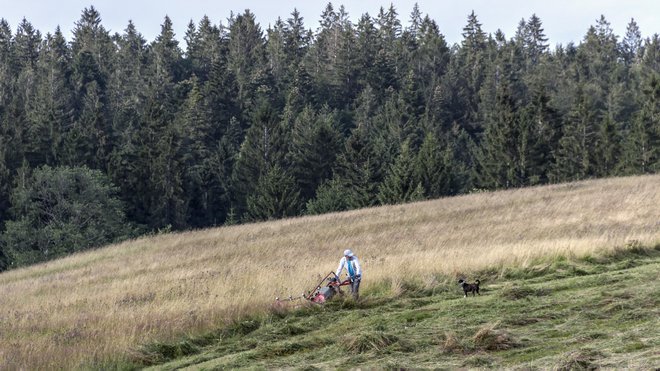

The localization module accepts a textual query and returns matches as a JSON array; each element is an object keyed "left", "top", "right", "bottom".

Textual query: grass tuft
[
  {"left": 471, "top": 322, "right": 519, "bottom": 351},
  {"left": 344, "top": 331, "right": 398, "bottom": 354},
  {"left": 440, "top": 332, "right": 464, "bottom": 354},
  {"left": 554, "top": 349, "right": 604, "bottom": 370}
]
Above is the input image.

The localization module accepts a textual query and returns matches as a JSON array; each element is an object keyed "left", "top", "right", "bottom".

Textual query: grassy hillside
[
  {"left": 0, "top": 175, "right": 658, "bottom": 369},
  {"left": 140, "top": 247, "right": 660, "bottom": 369}
]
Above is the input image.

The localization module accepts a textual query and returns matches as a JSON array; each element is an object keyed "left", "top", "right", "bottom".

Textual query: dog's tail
[{"left": 475, "top": 279, "right": 480, "bottom": 286}]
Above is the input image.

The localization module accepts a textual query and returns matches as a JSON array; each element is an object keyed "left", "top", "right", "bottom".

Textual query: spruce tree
[
  {"left": 106, "top": 21, "right": 149, "bottom": 225},
  {"left": 129, "top": 17, "right": 186, "bottom": 229},
  {"left": 24, "top": 28, "right": 73, "bottom": 167},
  {"left": 184, "top": 15, "right": 221, "bottom": 82},
  {"left": 618, "top": 73, "right": 660, "bottom": 173},
  {"left": 305, "top": 177, "right": 350, "bottom": 215},
  {"left": 288, "top": 106, "right": 342, "bottom": 202},
  {"left": 476, "top": 77, "right": 521, "bottom": 188},
  {"left": 524, "top": 14, "right": 549, "bottom": 67},
  {"left": 284, "top": 9, "right": 310, "bottom": 71},
  {"left": 8, "top": 19, "right": 42, "bottom": 171},
  {"left": 177, "top": 77, "right": 215, "bottom": 227},
  {"left": 593, "top": 115, "right": 622, "bottom": 177},
  {"left": 550, "top": 88, "right": 595, "bottom": 182},
  {"left": 412, "top": 15, "right": 449, "bottom": 99},
  {"left": 231, "top": 99, "right": 289, "bottom": 218},
  {"left": 333, "top": 125, "right": 380, "bottom": 208},
  {"left": 246, "top": 165, "right": 301, "bottom": 221},
  {"left": 227, "top": 10, "right": 266, "bottom": 115},
  {"left": 13, "top": 18, "right": 41, "bottom": 71},
  {"left": 622, "top": 18, "right": 642, "bottom": 66},
  {"left": 354, "top": 14, "right": 379, "bottom": 93},
  {"left": 414, "top": 132, "right": 458, "bottom": 197},
  {"left": 378, "top": 140, "right": 424, "bottom": 205}
]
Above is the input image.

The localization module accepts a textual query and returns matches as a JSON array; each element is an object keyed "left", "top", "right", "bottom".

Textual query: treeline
[{"left": 0, "top": 4, "right": 659, "bottom": 269}]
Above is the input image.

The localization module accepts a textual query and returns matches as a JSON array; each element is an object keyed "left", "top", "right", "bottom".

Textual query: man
[{"left": 336, "top": 249, "right": 362, "bottom": 300}]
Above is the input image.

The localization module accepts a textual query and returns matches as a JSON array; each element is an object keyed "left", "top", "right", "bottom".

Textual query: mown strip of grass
[{"left": 112, "top": 244, "right": 660, "bottom": 370}]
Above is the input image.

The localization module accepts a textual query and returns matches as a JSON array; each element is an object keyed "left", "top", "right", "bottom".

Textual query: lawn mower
[
  {"left": 304, "top": 271, "right": 353, "bottom": 304},
  {"left": 275, "top": 272, "right": 352, "bottom": 305}
]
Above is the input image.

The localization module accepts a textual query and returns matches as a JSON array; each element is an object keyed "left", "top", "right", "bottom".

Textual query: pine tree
[
  {"left": 25, "top": 28, "right": 73, "bottom": 167},
  {"left": 308, "top": 4, "right": 356, "bottom": 108},
  {"left": 414, "top": 132, "right": 458, "bottom": 197},
  {"left": 288, "top": 106, "right": 342, "bottom": 202},
  {"left": 184, "top": 15, "right": 221, "bottom": 82},
  {"left": 618, "top": 73, "right": 660, "bottom": 173},
  {"left": 107, "top": 21, "right": 149, "bottom": 225},
  {"left": 227, "top": 10, "right": 266, "bottom": 115},
  {"left": 426, "top": 58, "right": 470, "bottom": 133},
  {"left": 266, "top": 18, "right": 287, "bottom": 88},
  {"left": 412, "top": 15, "right": 449, "bottom": 99},
  {"left": 378, "top": 141, "right": 424, "bottom": 204},
  {"left": 207, "top": 117, "right": 243, "bottom": 225},
  {"left": 524, "top": 82, "right": 562, "bottom": 184},
  {"left": 593, "top": 115, "right": 621, "bottom": 176},
  {"left": 177, "top": 77, "right": 216, "bottom": 226},
  {"left": 550, "top": 88, "right": 595, "bottom": 182},
  {"left": 151, "top": 16, "right": 184, "bottom": 82},
  {"left": 524, "top": 14, "right": 549, "bottom": 67},
  {"left": 0, "top": 21, "right": 17, "bottom": 213},
  {"left": 127, "top": 17, "right": 186, "bottom": 229},
  {"left": 458, "top": 11, "right": 488, "bottom": 136},
  {"left": 375, "top": 4, "right": 403, "bottom": 90},
  {"left": 231, "top": 99, "right": 289, "bottom": 218},
  {"left": 333, "top": 125, "right": 380, "bottom": 208},
  {"left": 477, "top": 77, "right": 527, "bottom": 188},
  {"left": 354, "top": 14, "right": 378, "bottom": 93},
  {"left": 246, "top": 165, "right": 301, "bottom": 221},
  {"left": 640, "top": 34, "right": 660, "bottom": 72},
  {"left": 284, "top": 9, "right": 310, "bottom": 71},
  {"left": 304, "top": 177, "right": 349, "bottom": 215},
  {"left": 204, "top": 42, "right": 239, "bottom": 139},
  {"left": 8, "top": 19, "right": 42, "bottom": 171},
  {"left": 622, "top": 18, "right": 642, "bottom": 66},
  {"left": 13, "top": 18, "right": 41, "bottom": 71},
  {"left": 66, "top": 7, "right": 116, "bottom": 170},
  {"left": 70, "top": 6, "right": 114, "bottom": 76},
  {"left": 284, "top": 62, "right": 316, "bottom": 113}
]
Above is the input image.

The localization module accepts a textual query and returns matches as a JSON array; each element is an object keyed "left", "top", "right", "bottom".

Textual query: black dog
[{"left": 458, "top": 279, "right": 480, "bottom": 297}]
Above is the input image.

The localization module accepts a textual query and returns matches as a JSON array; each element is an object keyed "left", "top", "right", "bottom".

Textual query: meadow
[{"left": 0, "top": 174, "right": 658, "bottom": 369}]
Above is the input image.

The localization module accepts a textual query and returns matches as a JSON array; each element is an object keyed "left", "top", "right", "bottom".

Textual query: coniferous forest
[{"left": 0, "top": 4, "right": 658, "bottom": 270}]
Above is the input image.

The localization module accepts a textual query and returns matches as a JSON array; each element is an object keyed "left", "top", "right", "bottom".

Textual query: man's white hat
[{"left": 343, "top": 249, "right": 354, "bottom": 257}]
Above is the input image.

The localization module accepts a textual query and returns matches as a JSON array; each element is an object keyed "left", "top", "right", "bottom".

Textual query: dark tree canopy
[
  {"left": 1, "top": 166, "right": 131, "bottom": 267},
  {"left": 0, "top": 5, "right": 659, "bottom": 269}
]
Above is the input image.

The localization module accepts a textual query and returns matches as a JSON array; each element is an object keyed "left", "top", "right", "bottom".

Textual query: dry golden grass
[{"left": 0, "top": 175, "right": 658, "bottom": 369}]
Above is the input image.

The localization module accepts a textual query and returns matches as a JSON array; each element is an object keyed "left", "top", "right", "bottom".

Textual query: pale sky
[{"left": 1, "top": 0, "right": 658, "bottom": 47}]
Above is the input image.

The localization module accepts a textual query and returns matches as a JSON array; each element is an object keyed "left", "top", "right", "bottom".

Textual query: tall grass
[{"left": 0, "top": 175, "right": 658, "bottom": 369}]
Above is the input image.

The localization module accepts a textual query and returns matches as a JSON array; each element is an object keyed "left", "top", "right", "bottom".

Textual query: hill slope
[
  {"left": 143, "top": 247, "right": 660, "bottom": 369},
  {"left": 0, "top": 175, "right": 658, "bottom": 369}
]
